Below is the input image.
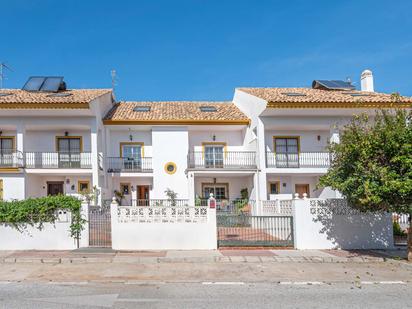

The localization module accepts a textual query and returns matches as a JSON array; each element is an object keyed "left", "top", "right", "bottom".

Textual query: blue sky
[{"left": 2, "top": 0, "right": 412, "bottom": 100}]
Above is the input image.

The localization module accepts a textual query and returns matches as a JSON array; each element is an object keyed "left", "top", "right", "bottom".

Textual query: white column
[
  {"left": 16, "top": 123, "right": 25, "bottom": 153},
  {"left": 187, "top": 171, "right": 195, "bottom": 206},
  {"left": 256, "top": 118, "right": 267, "bottom": 204},
  {"left": 90, "top": 120, "right": 100, "bottom": 204}
]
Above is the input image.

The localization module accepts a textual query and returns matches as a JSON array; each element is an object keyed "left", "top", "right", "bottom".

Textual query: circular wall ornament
[{"left": 164, "top": 162, "right": 177, "bottom": 175}]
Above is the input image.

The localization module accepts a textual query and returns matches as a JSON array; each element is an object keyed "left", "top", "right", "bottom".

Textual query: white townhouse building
[{"left": 0, "top": 72, "right": 411, "bottom": 209}]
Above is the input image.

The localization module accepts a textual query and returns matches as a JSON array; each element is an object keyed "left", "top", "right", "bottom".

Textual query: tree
[{"left": 319, "top": 109, "right": 412, "bottom": 261}]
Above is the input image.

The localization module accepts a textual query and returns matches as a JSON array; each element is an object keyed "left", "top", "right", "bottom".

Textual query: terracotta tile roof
[
  {"left": 0, "top": 89, "right": 112, "bottom": 109},
  {"left": 238, "top": 87, "right": 412, "bottom": 108},
  {"left": 103, "top": 101, "right": 250, "bottom": 125}
]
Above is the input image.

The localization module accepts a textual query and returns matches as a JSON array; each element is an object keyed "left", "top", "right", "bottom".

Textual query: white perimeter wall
[
  {"left": 293, "top": 199, "right": 394, "bottom": 250},
  {"left": 152, "top": 127, "right": 189, "bottom": 199},
  {"left": 0, "top": 217, "right": 77, "bottom": 250},
  {"left": 0, "top": 174, "right": 25, "bottom": 200},
  {"left": 111, "top": 205, "right": 217, "bottom": 250}
]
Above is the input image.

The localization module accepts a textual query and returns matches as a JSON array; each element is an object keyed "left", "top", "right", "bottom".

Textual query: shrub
[{"left": 0, "top": 195, "right": 86, "bottom": 241}]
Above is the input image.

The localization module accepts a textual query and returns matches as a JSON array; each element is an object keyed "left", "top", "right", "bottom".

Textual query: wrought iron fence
[
  {"left": 217, "top": 215, "right": 294, "bottom": 247},
  {"left": 0, "top": 150, "right": 24, "bottom": 168},
  {"left": 106, "top": 157, "right": 152, "bottom": 173},
  {"left": 188, "top": 151, "right": 257, "bottom": 169},
  {"left": 266, "top": 151, "right": 331, "bottom": 168},
  {"left": 88, "top": 204, "right": 112, "bottom": 247},
  {"left": 25, "top": 152, "right": 92, "bottom": 168}
]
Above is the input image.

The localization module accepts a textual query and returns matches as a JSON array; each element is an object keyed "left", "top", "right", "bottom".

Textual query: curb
[{"left": 0, "top": 255, "right": 391, "bottom": 265}]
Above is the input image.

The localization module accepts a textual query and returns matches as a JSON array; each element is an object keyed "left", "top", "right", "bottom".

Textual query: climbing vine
[{"left": 0, "top": 195, "right": 86, "bottom": 241}]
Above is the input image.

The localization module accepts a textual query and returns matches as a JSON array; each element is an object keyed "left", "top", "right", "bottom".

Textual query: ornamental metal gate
[
  {"left": 88, "top": 204, "right": 112, "bottom": 247},
  {"left": 217, "top": 207, "right": 294, "bottom": 247}
]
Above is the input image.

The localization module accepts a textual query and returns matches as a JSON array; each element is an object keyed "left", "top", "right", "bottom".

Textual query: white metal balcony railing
[
  {"left": 0, "top": 150, "right": 24, "bottom": 168},
  {"left": 266, "top": 151, "right": 331, "bottom": 168},
  {"left": 188, "top": 151, "right": 257, "bottom": 169},
  {"left": 106, "top": 157, "right": 153, "bottom": 173},
  {"left": 24, "top": 152, "right": 92, "bottom": 169}
]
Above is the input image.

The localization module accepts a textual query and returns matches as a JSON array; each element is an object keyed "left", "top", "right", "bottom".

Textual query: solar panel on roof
[
  {"left": 40, "top": 77, "right": 63, "bottom": 92},
  {"left": 312, "top": 80, "right": 355, "bottom": 91},
  {"left": 22, "top": 77, "right": 46, "bottom": 91}
]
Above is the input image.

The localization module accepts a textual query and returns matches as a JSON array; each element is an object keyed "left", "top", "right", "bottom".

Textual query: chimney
[{"left": 360, "top": 69, "right": 374, "bottom": 92}]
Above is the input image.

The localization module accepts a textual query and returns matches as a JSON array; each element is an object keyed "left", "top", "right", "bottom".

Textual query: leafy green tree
[{"left": 319, "top": 109, "right": 412, "bottom": 260}]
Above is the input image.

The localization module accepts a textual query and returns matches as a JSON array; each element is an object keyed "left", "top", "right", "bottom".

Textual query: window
[
  {"left": 120, "top": 143, "right": 143, "bottom": 171},
  {"left": 0, "top": 137, "right": 14, "bottom": 167},
  {"left": 269, "top": 182, "right": 280, "bottom": 194},
  {"left": 56, "top": 137, "right": 82, "bottom": 152},
  {"left": 120, "top": 183, "right": 130, "bottom": 195},
  {"left": 203, "top": 143, "right": 225, "bottom": 168},
  {"left": 281, "top": 92, "right": 306, "bottom": 97},
  {"left": 56, "top": 137, "right": 82, "bottom": 168},
  {"left": 199, "top": 106, "right": 217, "bottom": 112},
  {"left": 78, "top": 181, "right": 90, "bottom": 193},
  {"left": 274, "top": 137, "right": 299, "bottom": 168},
  {"left": 133, "top": 106, "right": 151, "bottom": 112},
  {"left": 48, "top": 93, "right": 72, "bottom": 97},
  {"left": 202, "top": 184, "right": 228, "bottom": 200},
  {"left": 164, "top": 162, "right": 177, "bottom": 174},
  {"left": 0, "top": 137, "right": 14, "bottom": 153}
]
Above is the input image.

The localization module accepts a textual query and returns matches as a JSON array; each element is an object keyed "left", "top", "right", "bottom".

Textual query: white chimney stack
[{"left": 361, "top": 69, "right": 374, "bottom": 92}]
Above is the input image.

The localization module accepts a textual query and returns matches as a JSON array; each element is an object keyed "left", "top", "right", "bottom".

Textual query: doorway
[
  {"left": 136, "top": 185, "right": 150, "bottom": 206},
  {"left": 47, "top": 181, "right": 64, "bottom": 196},
  {"left": 295, "top": 184, "right": 310, "bottom": 198}
]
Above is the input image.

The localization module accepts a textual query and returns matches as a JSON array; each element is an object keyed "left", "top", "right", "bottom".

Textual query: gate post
[
  {"left": 292, "top": 197, "right": 311, "bottom": 250},
  {"left": 79, "top": 202, "right": 89, "bottom": 248},
  {"left": 110, "top": 197, "right": 119, "bottom": 250}
]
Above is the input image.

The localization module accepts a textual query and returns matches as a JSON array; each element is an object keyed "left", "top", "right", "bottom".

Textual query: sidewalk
[{"left": 0, "top": 248, "right": 408, "bottom": 265}]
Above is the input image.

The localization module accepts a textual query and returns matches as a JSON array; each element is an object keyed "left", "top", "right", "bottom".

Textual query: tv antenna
[{"left": 0, "top": 62, "right": 13, "bottom": 89}]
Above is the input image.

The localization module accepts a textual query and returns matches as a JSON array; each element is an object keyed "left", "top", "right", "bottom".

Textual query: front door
[
  {"left": 137, "top": 185, "right": 150, "bottom": 205},
  {"left": 47, "top": 182, "right": 64, "bottom": 196},
  {"left": 295, "top": 184, "right": 310, "bottom": 198}
]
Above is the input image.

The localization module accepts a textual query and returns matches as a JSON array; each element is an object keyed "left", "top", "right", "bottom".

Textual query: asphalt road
[{"left": 0, "top": 282, "right": 411, "bottom": 309}]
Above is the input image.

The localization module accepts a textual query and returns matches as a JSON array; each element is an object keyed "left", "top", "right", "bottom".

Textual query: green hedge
[{"left": 0, "top": 195, "right": 86, "bottom": 240}]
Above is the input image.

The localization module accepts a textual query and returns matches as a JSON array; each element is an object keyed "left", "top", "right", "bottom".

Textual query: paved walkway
[{"left": 0, "top": 248, "right": 408, "bottom": 264}]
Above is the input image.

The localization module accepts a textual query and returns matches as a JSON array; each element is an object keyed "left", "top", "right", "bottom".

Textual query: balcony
[
  {"left": 266, "top": 151, "right": 331, "bottom": 168},
  {"left": 106, "top": 157, "right": 153, "bottom": 173},
  {"left": 188, "top": 151, "right": 257, "bottom": 170},
  {"left": 0, "top": 151, "right": 24, "bottom": 168},
  {"left": 25, "top": 152, "right": 92, "bottom": 169}
]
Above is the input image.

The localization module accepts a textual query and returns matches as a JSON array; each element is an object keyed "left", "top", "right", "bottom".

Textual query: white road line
[
  {"left": 47, "top": 281, "right": 88, "bottom": 285},
  {"left": 280, "top": 281, "right": 324, "bottom": 285},
  {"left": 202, "top": 282, "right": 245, "bottom": 285}
]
